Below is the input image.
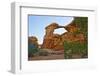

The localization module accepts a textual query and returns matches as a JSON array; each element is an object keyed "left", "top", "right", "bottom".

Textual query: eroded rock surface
[
  {"left": 41, "top": 22, "right": 86, "bottom": 51},
  {"left": 28, "top": 36, "right": 38, "bottom": 48}
]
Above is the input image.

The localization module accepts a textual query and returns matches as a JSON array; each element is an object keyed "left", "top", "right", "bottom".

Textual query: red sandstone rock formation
[
  {"left": 64, "top": 22, "right": 79, "bottom": 33},
  {"left": 45, "top": 23, "right": 59, "bottom": 37},
  {"left": 28, "top": 36, "right": 38, "bottom": 47},
  {"left": 41, "top": 22, "right": 85, "bottom": 51}
]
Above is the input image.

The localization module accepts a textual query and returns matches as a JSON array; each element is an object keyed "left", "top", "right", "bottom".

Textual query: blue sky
[{"left": 28, "top": 15, "right": 74, "bottom": 44}]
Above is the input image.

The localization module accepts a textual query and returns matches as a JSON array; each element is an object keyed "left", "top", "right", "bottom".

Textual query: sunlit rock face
[
  {"left": 45, "top": 23, "right": 59, "bottom": 37},
  {"left": 41, "top": 22, "right": 85, "bottom": 51}
]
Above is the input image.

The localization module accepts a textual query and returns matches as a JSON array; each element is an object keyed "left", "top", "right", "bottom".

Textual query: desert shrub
[
  {"left": 63, "top": 41, "right": 87, "bottom": 59},
  {"left": 28, "top": 43, "right": 39, "bottom": 57},
  {"left": 63, "top": 41, "right": 72, "bottom": 59},
  {"left": 73, "top": 17, "right": 88, "bottom": 40},
  {"left": 39, "top": 51, "right": 48, "bottom": 56},
  {"left": 39, "top": 51, "right": 49, "bottom": 56}
]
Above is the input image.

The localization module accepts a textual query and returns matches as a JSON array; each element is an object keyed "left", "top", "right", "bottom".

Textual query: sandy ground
[
  {"left": 28, "top": 54, "right": 64, "bottom": 60},
  {"left": 28, "top": 49, "right": 87, "bottom": 61}
]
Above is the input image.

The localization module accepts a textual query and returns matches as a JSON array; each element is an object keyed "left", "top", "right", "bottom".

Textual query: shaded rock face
[
  {"left": 64, "top": 22, "right": 79, "bottom": 33},
  {"left": 41, "top": 22, "right": 86, "bottom": 51},
  {"left": 28, "top": 36, "right": 38, "bottom": 48}
]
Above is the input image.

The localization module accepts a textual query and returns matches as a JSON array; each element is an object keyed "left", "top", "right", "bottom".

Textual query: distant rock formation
[
  {"left": 28, "top": 36, "right": 38, "bottom": 48},
  {"left": 41, "top": 22, "right": 86, "bottom": 51}
]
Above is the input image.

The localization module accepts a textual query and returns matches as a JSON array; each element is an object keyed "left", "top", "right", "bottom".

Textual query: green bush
[
  {"left": 63, "top": 17, "right": 88, "bottom": 59},
  {"left": 37, "top": 49, "right": 49, "bottom": 56},
  {"left": 63, "top": 41, "right": 87, "bottom": 59},
  {"left": 28, "top": 43, "right": 39, "bottom": 57},
  {"left": 73, "top": 17, "right": 88, "bottom": 40},
  {"left": 39, "top": 51, "right": 49, "bottom": 56}
]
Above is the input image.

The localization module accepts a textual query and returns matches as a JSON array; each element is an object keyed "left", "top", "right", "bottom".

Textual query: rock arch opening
[{"left": 54, "top": 28, "right": 67, "bottom": 35}]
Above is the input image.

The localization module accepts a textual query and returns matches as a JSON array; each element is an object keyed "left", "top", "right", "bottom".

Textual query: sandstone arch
[{"left": 41, "top": 22, "right": 85, "bottom": 51}]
